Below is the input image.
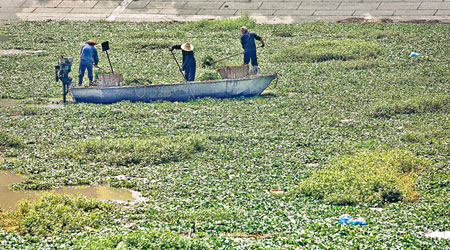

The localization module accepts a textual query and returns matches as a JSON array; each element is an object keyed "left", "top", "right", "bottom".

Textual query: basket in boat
[{"left": 217, "top": 65, "right": 249, "bottom": 79}]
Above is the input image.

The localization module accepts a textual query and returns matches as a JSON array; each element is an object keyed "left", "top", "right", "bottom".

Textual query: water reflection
[{"left": 0, "top": 172, "right": 139, "bottom": 211}]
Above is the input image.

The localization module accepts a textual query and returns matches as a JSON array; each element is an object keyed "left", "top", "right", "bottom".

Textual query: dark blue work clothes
[
  {"left": 172, "top": 45, "right": 196, "bottom": 81},
  {"left": 241, "top": 31, "right": 262, "bottom": 66},
  {"left": 78, "top": 44, "right": 99, "bottom": 85},
  {"left": 244, "top": 50, "right": 258, "bottom": 67}
]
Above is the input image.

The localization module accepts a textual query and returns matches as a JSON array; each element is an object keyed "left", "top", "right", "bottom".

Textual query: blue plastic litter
[
  {"left": 338, "top": 214, "right": 367, "bottom": 225},
  {"left": 410, "top": 52, "right": 422, "bottom": 57},
  {"left": 348, "top": 217, "right": 367, "bottom": 225},
  {"left": 338, "top": 214, "right": 352, "bottom": 224}
]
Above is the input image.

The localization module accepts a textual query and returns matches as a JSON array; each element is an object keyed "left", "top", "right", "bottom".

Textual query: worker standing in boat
[
  {"left": 240, "top": 26, "right": 264, "bottom": 75},
  {"left": 78, "top": 39, "right": 99, "bottom": 86},
  {"left": 170, "top": 42, "right": 196, "bottom": 81}
]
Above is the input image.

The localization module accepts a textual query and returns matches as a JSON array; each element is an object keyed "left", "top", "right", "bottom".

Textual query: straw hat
[
  {"left": 85, "top": 40, "right": 98, "bottom": 45},
  {"left": 181, "top": 42, "right": 194, "bottom": 52}
]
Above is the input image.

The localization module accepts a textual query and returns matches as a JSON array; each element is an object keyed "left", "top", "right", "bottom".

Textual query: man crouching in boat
[
  {"left": 170, "top": 42, "right": 196, "bottom": 81},
  {"left": 78, "top": 39, "right": 99, "bottom": 86}
]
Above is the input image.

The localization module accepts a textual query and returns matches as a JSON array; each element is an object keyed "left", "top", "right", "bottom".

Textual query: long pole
[
  {"left": 214, "top": 51, "right": 245, "bottom": 64},
  {"left": 170, "top": 50, "right": 185, "bottom": 81},
  {"left": 105, "top": 50, "right": 114, "bottom": 74},
  {"left": 210, "top": 45, "right": 263, "bottom": 65}
]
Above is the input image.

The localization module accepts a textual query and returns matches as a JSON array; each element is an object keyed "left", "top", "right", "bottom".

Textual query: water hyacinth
[
  {"left": 296, "top": 150, "right": 429, "bottom": 205},
  {"left": 0, "top": 19, "right": 449, "bottom": 249}
]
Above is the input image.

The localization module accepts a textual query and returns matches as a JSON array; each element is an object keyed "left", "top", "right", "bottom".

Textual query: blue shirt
[
  {"left": 80, "top": 44, "right": 99, "bottom": 65},
  {"left": 241, "top": 31, "right": 261, "bottom": 52}
]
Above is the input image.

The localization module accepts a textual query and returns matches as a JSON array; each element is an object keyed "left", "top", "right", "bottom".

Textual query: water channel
[{"left": 0, "top": 171, "right": 142, "bottom": 211}]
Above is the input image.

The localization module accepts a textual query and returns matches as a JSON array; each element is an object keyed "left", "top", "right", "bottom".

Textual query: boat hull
[{"left": 70, "top": 73, "right": 277, "bottom": 104}]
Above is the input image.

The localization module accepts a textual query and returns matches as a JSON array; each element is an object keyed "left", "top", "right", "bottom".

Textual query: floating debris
[
  {"left": 0, "top": 50, "right": 46, "bottom": 55},
  {"left": 337, "top": 13, "right": 393, "bottom": 24},
  {"left": 400, "top": 20, "right": 441, "bottom": 24},
  {"left": 424, "top": 231, "right": 450, "bottom": 239},
  {"left": 268, "top": 189, "right": 285, "bottom": 194},
  {"left": 370, "top": 207, "right": 384, "bottom": 212},
  {"left": 306, "top": 163, "right": 320, "bottom": 168},
  {"left": 222, "top": 232, "right": 276, "bottom": 239}
]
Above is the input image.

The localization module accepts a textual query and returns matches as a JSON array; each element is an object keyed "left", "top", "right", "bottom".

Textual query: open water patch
[{"left": 0, "top": 172, "right": 145, "bottom": 211}]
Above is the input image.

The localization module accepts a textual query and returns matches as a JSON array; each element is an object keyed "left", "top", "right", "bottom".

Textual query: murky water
[
  {"left": 0, "top": 100, "right": 18, "bottom": 107},
  {"left": 0, "top": 172, "right": 139, "bottom": 211}
]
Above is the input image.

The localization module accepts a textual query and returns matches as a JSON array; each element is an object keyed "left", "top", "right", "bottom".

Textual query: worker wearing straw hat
[
  {"left": 170, "top": 42, "right": 196, "bottom": 81},
  {"left": 78, "top": 39, "right": 99, "bottom": 86},
  {"left": 240, "top": 26, "right": 264, "bottom": 74}
]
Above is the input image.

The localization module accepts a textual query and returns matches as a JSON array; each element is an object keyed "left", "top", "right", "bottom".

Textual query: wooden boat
[{"left": 70, "top": 73, "right": 277, "bottom": 104}]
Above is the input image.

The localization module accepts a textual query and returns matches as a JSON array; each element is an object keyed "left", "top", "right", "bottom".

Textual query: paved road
[{"left": 1, "top": 0, "right": 450, "bottom": 23}]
